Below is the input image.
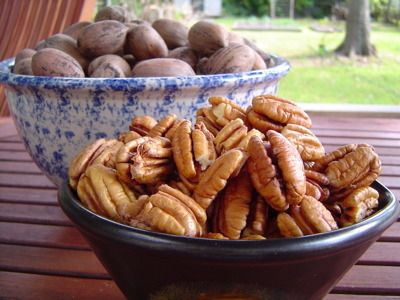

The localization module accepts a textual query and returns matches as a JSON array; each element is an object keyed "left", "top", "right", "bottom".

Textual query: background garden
[{"left": 103, "top": 0, "right": 400, "bottom": 105}]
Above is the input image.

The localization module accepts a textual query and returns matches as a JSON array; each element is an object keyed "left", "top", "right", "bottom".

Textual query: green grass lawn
[{"left": 215, "top": 17, "right": 400, "bottom": 105}]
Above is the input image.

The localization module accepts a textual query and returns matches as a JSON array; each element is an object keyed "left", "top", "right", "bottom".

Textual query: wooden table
[{"left": 0, "top": 115, "right": 399, "bottom": 300}]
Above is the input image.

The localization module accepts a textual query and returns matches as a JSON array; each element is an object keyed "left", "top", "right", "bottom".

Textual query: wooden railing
[{"left": 0, "top": 0, "right": 96, "bottom": 117}]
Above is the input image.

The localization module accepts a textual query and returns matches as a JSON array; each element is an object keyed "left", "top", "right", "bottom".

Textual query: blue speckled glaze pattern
[{"left": 0, "top": 56, "right": 290, "bottom": 186}]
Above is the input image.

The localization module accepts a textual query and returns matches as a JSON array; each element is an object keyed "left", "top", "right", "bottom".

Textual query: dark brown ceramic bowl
[{"left": 58, "top": 181, "right": 399, "bottom": 300}]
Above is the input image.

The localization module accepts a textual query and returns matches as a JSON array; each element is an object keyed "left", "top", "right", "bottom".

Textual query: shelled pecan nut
[
  {"left": 133, "top": 184, "right": 206, "bottom": 237},
  {"left": 129, "top": 115, "right": 157, "bottom": 136},
  {"left": 337, "top": 186, "right": 379, "bottom": 227},
  {"left": 116, "top": 136, "right": 173, "bottom": 185},
  {"left": 172, "top": 120, "right": 216, "bottom": 180},
  {"left": 208, "top": 96, "right": 247, "bottom": 127},
  {"left": 251, "top": 95, "right": 312, "bottom": 130},
  {"left": 277, "top": 196, "right": 338, "bottom": 237},
  {"left": 281, "top": 124, "right": 324, "bottom": 161},
  {"left": 213, "top": 170, "right": 253, "bottom": 239},
  {"left": 77, "top": 164, "right": 147, "bottom": 222},
  {"left": 69, "top": 138, "right": 123, "bottom": 189},
  {"left": 147, "top": 114, "right": 177, "bottom": 137},
  {"left": 316, "top": 144, "right": 381, "bottom": 196},
  {"left": 193, "top": 149, "right": 248, "bottom": 210}
]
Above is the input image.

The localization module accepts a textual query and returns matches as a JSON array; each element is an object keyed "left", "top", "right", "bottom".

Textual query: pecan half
[
  {"left": 69, "top": 139, "right": 123, "bottom": 189},
  {"left": 77, "top": 164, "right": 147, "bottom": 222},
  {"left": 133, "top": 184, "right": 206, "bottom": 237},
  {"left": 281, "top": 124, "right": 324, "bottom": 161},
  {"left": 116, "top": 136, "right": 173, "bottom": 185},
  {"left": 251, "top": 95, "right": 312, "bottom": 130},
  {"left": 242, "top": 195, "right": 268, "bottom": 237},
  {"left": 129, "top": 115, "right": 157, "bottom": 136},
  {"left": 209, "top": 96, "right": 247, "bottom": 127},
  {"left": 277, "top": 196, "right": 338, "bottom": 237},
  {"left": 172, "top": 120, "right": 217, "bottom": 180},
  {"left": 215, "top": 170, "right": 253, "bottom": 239},
  {"left": 338, "top": 186, "right": 379, "bottom": 227},
  {"left": 193, "top": 149, "right": 248, "bottom": 210},
  {"left": 313, "top": 144, "right": 381, "bottom": 197},
  {"left": 147, "top": 114, "right": 177, "bottom": 138},
  {"left": 214, "top": 119, "right": 248, "bottom": 154}
]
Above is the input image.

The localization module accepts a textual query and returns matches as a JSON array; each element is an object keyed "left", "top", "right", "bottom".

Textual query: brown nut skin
[
  {"left": 41, "top": 33, "right": 89, "bottom": 72},
  {"left": 281, "top": 124, "right": 325, "bottom": 161},
  {"left": 152, "top": 18, "right": 189, "bottom": 49},
  {"left": 192, "top": 122, "right": 216, "bottom": 171},
  {"left": 206, "top": 43, "right": 257, "bottom": 74},
  {"left": 77, "top": 164, "right": 146, "bottom": 223},
  {"left": 188, "top": 20, "right": 228, "bottom": 56},
  {"left": 193, "top": 149, "right": 248, "bottom": 210},
  {"left": 13, "top": 57, "right": 33, "bottom": 75},
  {"left": 252, "top": 95, "right": 312, "bottom": 129},
  {"left": 131, "top": 58, "right": 195, "bottom": 77},
  {"left": 14, "top": 48, "right": 36, "bottom": 66},
  {"left": 63, "top": 21, "right": 92, "bottom": 40},
  {"left": 168, "top": 46, "right": 198, "bottom": 70},
  {"left": 32, "top": 48, "right": 84, "bottom": 77},
  {"left": 88, "top": 55, "right": 131, "bottom": 77},
  {"left": 94, "top": 5, "right": 132, "bottom": 23},
  {"left": 338, "top": 186, "right": 379, "bottom": 227},
  {"left": 77, "top": 20, "right": 128, "bottom": 58},
  {"left": 126, "top": 24, "right": 168, "bottom": 61}
]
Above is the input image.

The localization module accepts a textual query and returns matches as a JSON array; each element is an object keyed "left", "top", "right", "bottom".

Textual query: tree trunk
[{"left": 335, "top": 0, "right": 376, "bottom": 57}]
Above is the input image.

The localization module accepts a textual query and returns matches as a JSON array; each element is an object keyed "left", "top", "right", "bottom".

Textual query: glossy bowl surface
[
  {"left": 58, "top": 180, "right": 399, "bottom": 300},
  {"left": 0, "top": 56, "right": 290, "bottom": 186}
]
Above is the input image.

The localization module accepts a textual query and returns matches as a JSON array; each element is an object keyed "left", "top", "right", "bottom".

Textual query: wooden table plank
[
  {"left": 0, "top": 271, "right": 124, "bottom": 300},
  {"left": 0, "top": 150, "right": 31, "bottom": 161},
  {"left": 0, "top": 161, "right": 42, "bottom": 174},
  {"left": 380, "top": 222, "right": 400, "bottom": 242},
  {"left": 0, "top": 222, "right": 89, "bottom": 250},
  {"left": 333, "top": 265, "right": 400, "bottom": 294},
  {"left": 359, "top": 242, "right": 400, "bottom": 266},
  {"left": 309, "top": 115, "right": 400, "bottom": 131},
  {"left": 0, "top": 173, "right": 55, "bottom": 189},
  {"left": 0, "top": 244, "right": 108, "bottom": 278},
  {"left": 314, "top": 129, "right": 400, "bottom": 140},
  {"left": 0, "top": 202, "right": 71, "bottom": 226},
  {"left": 0, "top": 141, "right": 26, "bottom": 151},
  {"left": 0, "top": 187, "right": 57, "bottom": 205},
  {"left": 326, "top": 295, "right": 400, "bottom": 300}
]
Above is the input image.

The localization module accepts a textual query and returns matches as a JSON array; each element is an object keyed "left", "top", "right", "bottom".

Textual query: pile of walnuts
[
  {"left": 13, "top": 5, "right": 273, "bottom": 78},
  {"left": 69, "top": 95, "right": 382, "bottom": 240}
]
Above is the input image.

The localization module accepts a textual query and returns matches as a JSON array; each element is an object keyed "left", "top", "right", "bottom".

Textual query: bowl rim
[
  {"left": 0, "top": 54, "right": 290, "bottom": 88},
  {"left": 58, "top": 180, "right": 400, "bottom": 262}
]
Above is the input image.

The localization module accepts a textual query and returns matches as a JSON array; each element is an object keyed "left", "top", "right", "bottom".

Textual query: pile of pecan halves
[{"left": 68, "top": 95, "right": 382, "bottom": 240}]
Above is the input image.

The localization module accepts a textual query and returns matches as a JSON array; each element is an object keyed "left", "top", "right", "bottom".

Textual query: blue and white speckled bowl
[{"left": 0, "top": 56, "right": 290, "bottom": 186}]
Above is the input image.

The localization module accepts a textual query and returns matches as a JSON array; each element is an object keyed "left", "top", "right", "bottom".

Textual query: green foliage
[
  {"left": 222, "top": 0, "right": 269, "bottom": 17},
  {"left": 223, "top": 0, "right": 336, "bottom": 19}
]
